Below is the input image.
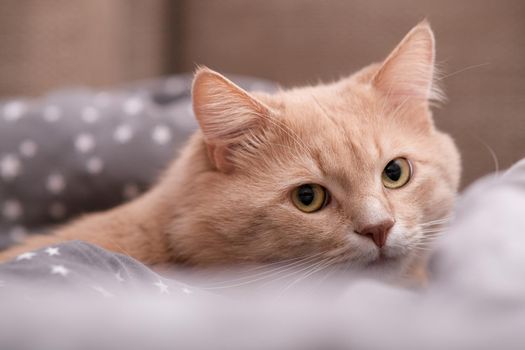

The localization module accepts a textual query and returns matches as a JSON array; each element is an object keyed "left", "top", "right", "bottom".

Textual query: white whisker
[
  {"left": 200, "top": 252, "right": 326, "bottom": 290},
  {"left": 437, "top": 62, "right": 490, "bottom": 81},
  {"left": 280, "top": 257, "right": 337, "bottom": 293}
]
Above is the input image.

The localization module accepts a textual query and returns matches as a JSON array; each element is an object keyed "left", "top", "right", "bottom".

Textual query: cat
[{"left": 0, "top": 21, "right": 460, "bottom": 281}]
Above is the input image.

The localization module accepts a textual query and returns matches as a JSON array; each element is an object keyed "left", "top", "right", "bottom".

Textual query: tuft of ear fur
[
  {"left": 372, "top": 21, "right": 443, "bottom": 104},
  {"left": 192, "top": 67, "right": 272, "bottom": 173}
]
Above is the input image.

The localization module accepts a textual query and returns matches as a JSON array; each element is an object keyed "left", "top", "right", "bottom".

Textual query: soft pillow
[{"left": 0, "top": 75, "right": 276, "bottom": 249}]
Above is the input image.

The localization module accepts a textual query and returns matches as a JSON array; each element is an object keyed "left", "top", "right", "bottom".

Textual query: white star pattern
[
  {"left": 45, "top": 247, "right": 60, "bottom": 256},
  {"left": 86, "top": 157, "right": 104, "bottom": 174},
  {"left": 123, "top": 183, "right": 140, "bottom": 199},
  {"left": 51, "top": 265, "right": 69, "bottom": 277},
  {"left": 74, "top": 133, "right": 95, "bottom": 153},
  {"left": 115, "top": 271, "right": 125, "bottom": 283},
  {"left": 17, "top": 252, "right": 36, "bottom": 261},
  {"left": 3, "top": 101, "right": 27, "bottom": 122},
  {"left": 0, "top": 154, "right": 22, "bottom": 181},
  {"left": 81, "top": 106, "right": 100, "bottom": 124},
  {"left": 123, "top": 97, "right": 144, "bottom": 115},
  {"left": 2, "top": 199, "right": 23, "bottom": 220},
  {"left": 49, "top": 202, "right": 66, "bottom": 219},
  {"left": 43, "top": 105, "right": 61, "bottom": 122},
  {"left": 182, "top": 287, "right": 193, "bottom": 294},
  {"left": 19, "top": 140, "right": 38, "bottom": 158},
  {"left": 152, "top": 125, "right": 172, "bottom": 145},
  {"left": 91, "top": 285, "right": 114, "bottom": 298},
  {"left": 46, "top": 173, "right": 66, "bottom": 194},
  {"left": 113, "top": 124, "right": 134, "bottom": 143},
  {"left": 154, "top": 279, "right": 169, "bottom": 294}
]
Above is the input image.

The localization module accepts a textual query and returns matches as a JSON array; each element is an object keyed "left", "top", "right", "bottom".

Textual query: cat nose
[{"left": 355, "top": 219, "right": 394, "bottom": 248}]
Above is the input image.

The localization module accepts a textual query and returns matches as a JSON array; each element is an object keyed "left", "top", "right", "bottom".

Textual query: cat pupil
[
  {"left": 298, "top": 185, "right": 315, "bottom": 205},
  {"left": 385, "top": 161, "right": 402, "bottom": 181}
]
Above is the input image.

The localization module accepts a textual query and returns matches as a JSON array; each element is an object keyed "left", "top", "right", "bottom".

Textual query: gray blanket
[{"left": 1, "top": 159, "right": 525, "bottom": 350}]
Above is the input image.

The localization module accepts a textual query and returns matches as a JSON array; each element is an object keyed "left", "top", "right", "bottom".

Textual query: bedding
[{"left": 1, "top": 159, "right": 525, "bottom": 349}]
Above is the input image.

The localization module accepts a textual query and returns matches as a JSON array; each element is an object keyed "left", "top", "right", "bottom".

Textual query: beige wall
[
  {"left": 179, "top": 0, "right": 525, "bottom": 187},
  {"left": 1, "top": 0, "right": 524, "bottom": 186},
  {"left": 0, "top": 0, "right": 176, "bottom": 97}
]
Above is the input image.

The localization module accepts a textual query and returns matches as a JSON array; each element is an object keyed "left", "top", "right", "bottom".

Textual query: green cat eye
[
  {"left": 291, "top": 184, "right": 328, "bottom": 213},
  {"left": 382, "top": 158, "right": 412, "bottom": 189}
]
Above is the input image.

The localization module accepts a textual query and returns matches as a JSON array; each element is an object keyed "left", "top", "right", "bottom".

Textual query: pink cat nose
[{"left": 355, "top": 219, "right": 394, "bottom": 248}]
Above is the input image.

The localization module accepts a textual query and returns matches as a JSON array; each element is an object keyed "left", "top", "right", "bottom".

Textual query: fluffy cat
[{"left": 0, "top": 22, "right": 461, "bottom": 280}]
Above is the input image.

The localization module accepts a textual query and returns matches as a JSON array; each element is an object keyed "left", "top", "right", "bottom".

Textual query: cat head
[{"left": 166, "top": 22, "right": 461, "bottom": 276}]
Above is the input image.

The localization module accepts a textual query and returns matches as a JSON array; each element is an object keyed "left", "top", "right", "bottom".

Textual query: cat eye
[
  {"left": 291, "top": 184, "right": 329, "bottom": 213},
  {"left": 382, "top": 158, "right": 412, "bottom": 189}
]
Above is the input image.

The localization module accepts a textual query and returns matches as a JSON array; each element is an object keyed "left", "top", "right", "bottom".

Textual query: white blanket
[{"left": 1, "top": 159, "right": 525, "bottom": 350}]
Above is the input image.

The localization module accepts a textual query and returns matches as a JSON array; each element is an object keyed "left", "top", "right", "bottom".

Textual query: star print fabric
[
  {"left": 0, "top": 75, "right": 276, "bottom": 250},
  {"left": 0, "top": 241, "right": 198, "bottom": 299}
]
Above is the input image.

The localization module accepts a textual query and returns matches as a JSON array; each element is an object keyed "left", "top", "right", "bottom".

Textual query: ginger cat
[{"left": 0, "top": 22, "right": 460, "bottom": 280}]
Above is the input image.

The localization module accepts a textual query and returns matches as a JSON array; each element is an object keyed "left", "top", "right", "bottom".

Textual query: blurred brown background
[{"left": 1, "top": 0, "right": 524, "bottom": 187}]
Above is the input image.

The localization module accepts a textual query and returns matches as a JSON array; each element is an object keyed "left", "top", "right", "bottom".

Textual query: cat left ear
[
  {"left": 372, "top": 21, "right": 441, "bottom": 104},
  {"left": 192, "top": 67, "right": 271, "bottom": 173}
]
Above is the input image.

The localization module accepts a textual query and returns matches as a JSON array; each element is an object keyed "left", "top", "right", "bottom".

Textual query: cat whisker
[
  {"left": 200, "top": 252, "right": 327, "bottom": 290},
  {"left": 418, "top": 217, "right": 452, "bottom": 227},
  {"left": 412, "top": 237, "right": 441, "bottom": 245},
  {"left": 279, "top": 257, "right": 337, "bottom": 294},
  {"left": 419, "top": 227, "right": 445, "bottom": 233},
  {"left": 278, "top": 259, "right": 329, "bottom": 291},
  {"left": 311, "top": 261, "right": 339, "bottom": 289},
  {"left": 419, "top": 228, "right": 447, "bottom": 235},
  {"left": 472, "top": 134, "right": 500, "bottom": 176},
  {"left": 213, "top": 253, "right": 326, "bottom": 283},
  {"left": 260, "top": 257, "right": 334, "bottom": 288},
  {"left": 417, "top": 234, "right": 444, "bottom": 242},
  {"left": 420, "top": 227, "right": 445, "bottom": 233},
  {"left": 419, "top": 230, "right": 445, "bottom": 236},
  {"left": 436, "top": 62, "right": 490, "bottom": 81},
  {"left": 419, "top": 219, "right": 451, "bottom": 227},
  {"left": 218, "top": 251, "right": 328, "bottom": 277},
  {"left": 419, "top": 231, "right": 446, "bottom": 237},
  {"left": 407, "top": 245, "right": 434, "bottom": 252},
  {"left": 413, "top": 240, "right": 439, "bottom": 247}
]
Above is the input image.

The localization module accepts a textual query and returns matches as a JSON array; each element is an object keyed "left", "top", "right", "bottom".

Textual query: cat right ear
[
  {"left": 192, "top": 67, "right": 271, "bottom": 173},
  {"left": 371, "top": 21, "right": 442, "bottom": 104}
]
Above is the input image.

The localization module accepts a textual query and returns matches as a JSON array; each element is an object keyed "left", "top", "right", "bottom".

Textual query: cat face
[{"left": 167, "top": 22, "right": 461, "bottom": 276}]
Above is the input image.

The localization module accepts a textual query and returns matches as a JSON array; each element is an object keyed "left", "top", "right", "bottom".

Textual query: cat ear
[
  {"left": 372, "top": 21, "right": 441, "bottom": 104},
  {"left": 192, "top": 67, "right": 271, "bottom": 173}
]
